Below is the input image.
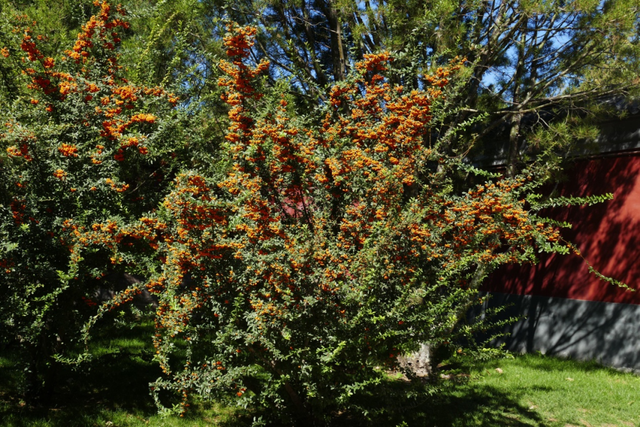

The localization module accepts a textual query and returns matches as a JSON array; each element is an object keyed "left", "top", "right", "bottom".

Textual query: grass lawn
[
  {"left": 1, "top": 322, "right": 638, "bottom": 427},
  {"left": 426, "top": 354, "right": 640, "bottom": 427}
]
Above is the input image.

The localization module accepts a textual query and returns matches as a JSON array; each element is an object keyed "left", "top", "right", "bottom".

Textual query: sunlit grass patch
[{"left": 467, "top": 354, "right": 640, "bottom": 427}]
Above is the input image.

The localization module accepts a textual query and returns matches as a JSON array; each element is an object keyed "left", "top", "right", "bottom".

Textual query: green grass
[
  {"left": 326, "top": 354, "right": 640, "bottom": 427},
  {"left": 2, "top": 325, "right": 639, "bottom": 427},
  {"left": 450, "top": 354, "right": 640, "bottom": 427}
]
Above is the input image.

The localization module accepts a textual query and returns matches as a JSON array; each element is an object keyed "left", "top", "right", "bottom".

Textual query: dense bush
[
  {"left": 66, "top": 22, "right": 577, "bottom": 424},
  {"left": 1, "top": 2, "right": 615, "bottom": 425},
  {"left": 0, "top": 1, "right": 185, "bottom": 401}
]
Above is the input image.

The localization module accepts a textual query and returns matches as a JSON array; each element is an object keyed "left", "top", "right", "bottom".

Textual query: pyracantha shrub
[
  {"left": 67, "top": 24, "right": 578, "bottom": 424},
  {"left": 0, "top": 1, "right": 183, "bottom": 401}
]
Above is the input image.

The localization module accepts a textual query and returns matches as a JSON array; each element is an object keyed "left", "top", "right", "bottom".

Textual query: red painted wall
[{"left": 484, "top": 154, "right": 640, "bottom": 305}]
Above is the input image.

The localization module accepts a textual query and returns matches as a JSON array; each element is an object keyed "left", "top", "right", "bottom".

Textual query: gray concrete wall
[{"left": 484, "top": 292, "right": 640, "bottom": 373}]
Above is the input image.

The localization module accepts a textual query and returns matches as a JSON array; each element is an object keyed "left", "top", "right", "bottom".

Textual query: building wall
[
  {"left": 483, "top": 293, "right": 640, "bottom": 373},
  {"left": 482, "top": 153, "right": 640, "bottom": 371}
]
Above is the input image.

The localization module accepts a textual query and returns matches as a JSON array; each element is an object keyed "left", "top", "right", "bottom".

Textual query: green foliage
[
  {"left": 59, "top": 24, "right": 594, "bottom": 425},
  {"left": 0, "top": 1, "right": 634, "bottom": 425},
  {"left": 0, "top": 1, "right": 194, "bottom": 402},
  {"left": 528, "top": 193, "right": 615, "bottom": 210}
]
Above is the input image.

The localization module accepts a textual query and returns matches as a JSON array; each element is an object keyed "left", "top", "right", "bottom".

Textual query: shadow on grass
[
  {"left": 1, "top": 339, "right": 629, "bottom": 427},
  {"left": 0, "top": 321, "right": 251, "bottom": 427},
  {"left": 333, "top": 375, "right": 549, "bottom": 427},
  {"left": 501, "top": 352, "right": 628, "bottom": 376},
  {"left": 0, "top": 330, "right": 155, "bottom": 426},
  {"left": 0, "top": 354, "right": 545, "bottom": 427},
  {"left": 0, "top": 353, "right": 547, "bottom": 427}
]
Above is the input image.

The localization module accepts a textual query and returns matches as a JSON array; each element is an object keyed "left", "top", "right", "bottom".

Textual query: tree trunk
[
  {"left": 507, "top": 113, "right": 522, "bottom": 177},
  {"left": 322, "top": 0, "right": 346, "bottom": 81}
]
